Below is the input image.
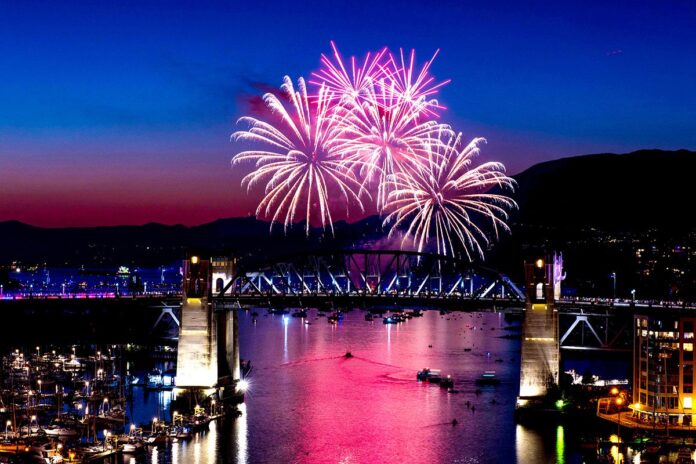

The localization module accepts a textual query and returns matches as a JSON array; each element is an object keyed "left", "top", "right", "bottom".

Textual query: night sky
[{"left": 1, "top": 0, "right": 695, "bottom": 227}]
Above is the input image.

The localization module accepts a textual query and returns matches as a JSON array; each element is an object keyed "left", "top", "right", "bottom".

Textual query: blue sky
[{"left": 1, "top": 0, "right": 695, "bottom": 226}]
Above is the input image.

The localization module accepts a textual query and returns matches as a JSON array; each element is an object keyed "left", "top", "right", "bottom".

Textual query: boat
[
  {"left": 475, "top": 371, "right": 501, "bottom": 385},
  {"left": 122, "top": 438, "right": 146, "bottom": 454},
  {"left": 44, "top": 425, "right": 79, "bottom": 438},
  {"left": 439, "top": 375, "right": 454, "bottom": 389},
  {"left": 410, "top": 310, "right": 423, "bottom": 317},
  {"left": 383, "top": 316, "right": 400, "bottom": 324},
  {"left": 146, "top": 368, "right": 175, "bottom": 391},
  {"left": 417, "top": 368, "right": 442, "bottom": 383},
  {"left": 291, "top": 310, "right": 307, "bottom": 318},
  {"left": 364, "top": 313, "right": 374, "bottom": 321},
  {"left": 145, "top": 431, "right": 168, "bottom": 446}
]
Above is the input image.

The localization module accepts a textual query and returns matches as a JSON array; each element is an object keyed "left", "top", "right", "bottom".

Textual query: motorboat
[
  {"left": 475, "top": 371, "right": 501, "bottom": 385},
  {"left": 122, "top": 438, "right": 146, "bottom": 454},
  {"left": 417, "top": 368, "right": 442, "bottom": 383},
  {"left": 44, "top": 425, "right": 79, "bottom": 438}
]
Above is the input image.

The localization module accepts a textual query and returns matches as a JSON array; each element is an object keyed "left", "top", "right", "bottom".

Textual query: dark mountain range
[
  {"left": 0, "top": 215, "right": 387, "bottom": 268},
  {"left": 1, "top": 149, "right": 694, "bottom": 297},
  {"left": 511, "top": 149, "right": 696, "bottom": 231}
]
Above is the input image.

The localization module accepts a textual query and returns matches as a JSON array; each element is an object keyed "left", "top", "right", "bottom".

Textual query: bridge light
[
  {"left": 536, "top": 259, "right": 544, "bottom": 269},
  {"left": 191, "top": 256, "right": 199, "bottom": 264},
  {"left": 237, "top": 379, "right": 249, "bottom": 392}
]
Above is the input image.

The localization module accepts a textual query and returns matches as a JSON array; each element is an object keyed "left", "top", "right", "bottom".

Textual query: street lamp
[
  {"left": 631, "top": 289, "right": 636, "bottom": 303},
  {"left": 5, "top": 420, "right": 11, "bottom": 440},
  {"left": 610, "top": 272, "right": 617, "bottom": 301}
]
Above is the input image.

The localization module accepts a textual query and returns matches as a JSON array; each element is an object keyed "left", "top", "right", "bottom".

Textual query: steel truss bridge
[
  {"left": 216, "top": 249, "right": 525, "bottom": 303},
  {"left": 4, "top": 249, "right": 688, "bottom": 352}
]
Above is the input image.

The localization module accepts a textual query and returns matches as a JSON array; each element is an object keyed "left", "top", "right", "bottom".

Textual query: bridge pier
[
  {"left": 176, "top": 256, "right": 242, "bottom": 406},
  {"left": 518, "top": 256, "right": 562, "bottom": 403}
]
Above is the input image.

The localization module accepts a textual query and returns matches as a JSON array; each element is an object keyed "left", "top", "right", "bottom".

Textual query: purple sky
[{"left": 1, "top": 0, "right": 695, "bottom": 227}]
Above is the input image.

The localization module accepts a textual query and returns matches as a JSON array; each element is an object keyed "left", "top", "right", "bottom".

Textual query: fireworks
[
  {"left": 309, "top": 41, "right": 388, "bottom": 103},
  {"left": 333, "top": 84, "right": 449, "bottom": 212},
  {"left": 383, "top": 48, "right": 451, "bottom": 116},
  {"left": 231, "top": 43, "right": 516, "bottom": 260},
  {"left": 382, "top": 131, "right": 517, "bottom": 260},
  {"left": 232, "top": 76, "right": 366, "bottom": 235}
]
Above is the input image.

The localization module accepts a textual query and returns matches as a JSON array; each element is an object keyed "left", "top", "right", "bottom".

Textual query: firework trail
[
  {"left": 232, "top": 76, "right": 367, "bottom": 235},
  {"left": 382, "top": 130, "right": 516, "bottom": 261}
]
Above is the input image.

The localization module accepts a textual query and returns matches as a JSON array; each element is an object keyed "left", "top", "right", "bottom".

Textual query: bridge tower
[
  {"left": 176, "top": 256, "right": 240, "bottom": 393},
  {"left": 518, "top": 254, "right": 562, "bottom": 402}
]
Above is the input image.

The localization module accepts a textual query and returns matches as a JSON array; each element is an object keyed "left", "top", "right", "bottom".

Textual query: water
[{"left": 122, "top": 309, "right": 593, "bottom": 464}]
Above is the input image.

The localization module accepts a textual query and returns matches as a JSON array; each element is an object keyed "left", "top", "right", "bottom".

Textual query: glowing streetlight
[{"left": 5, "top": 420, "right": 11, "bottom": 440}]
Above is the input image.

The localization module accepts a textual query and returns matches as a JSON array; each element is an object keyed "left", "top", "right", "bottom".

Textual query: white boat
[{"left": 44, "top": 425, "right": 79, "bottom": 438}]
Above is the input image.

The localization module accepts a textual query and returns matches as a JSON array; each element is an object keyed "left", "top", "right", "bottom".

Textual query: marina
[{"left": 0, "top": 305, "right": 649, "bottom": 463}]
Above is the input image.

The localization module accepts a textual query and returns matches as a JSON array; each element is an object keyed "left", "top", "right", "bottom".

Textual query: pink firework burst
[
  {"left": 382, "top": 48, "right": 451, "bottom": 117},
  {"left": 310, "top": 41, "right": 388, "bottom": 104},
  {"left": 332, "top": 81, "right": 451, "bottom": 213},
  {"left": 382, "top": 130, "right": 516, "bottom": 260},
  {"left": 232, "top": 76, "right": 368, "bottom": 235}
]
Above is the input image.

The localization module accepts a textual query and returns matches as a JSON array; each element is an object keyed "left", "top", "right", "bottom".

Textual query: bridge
[
  {"left": 2, "top": 249, "right": 694, "bottom": 410},
  {"left": 1, "top": 249, "right": 687, "bottom": 356}
]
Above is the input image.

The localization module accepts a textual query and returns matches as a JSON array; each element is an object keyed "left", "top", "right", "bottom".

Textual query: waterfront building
[{"left": 632, "top": 313, "right": 696, "bottom": 427}]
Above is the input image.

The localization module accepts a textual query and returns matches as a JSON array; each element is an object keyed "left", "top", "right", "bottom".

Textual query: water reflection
[
  {"left": 235, "top": 404, "right": 248, "bottom": 464},
  {"left": 556, "top": 425, "right": 565, "bottom": 464},
  {"left": 114, "top": 310, "right": 597, "bottom": 462}
]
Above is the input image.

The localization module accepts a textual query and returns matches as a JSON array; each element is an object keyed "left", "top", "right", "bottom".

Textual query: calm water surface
[{"left": 126, "top": 309, "right": 587, "bottom": 464}]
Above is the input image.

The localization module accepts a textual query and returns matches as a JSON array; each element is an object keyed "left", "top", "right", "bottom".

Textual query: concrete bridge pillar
[
  {"left": 176, "top": 256, "right": 240, "bottom": 391},
  {"left": 518, "top": 255, "right": 561, "bottom": 401}
]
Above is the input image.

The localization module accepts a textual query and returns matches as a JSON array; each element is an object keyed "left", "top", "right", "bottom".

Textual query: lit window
[
  {"left": 685, "top": 332, "right": 695, "bottom": 340},
  {"left": 684, "top": 397, "right": 693, "bottom": 409},
  {"left": 685, "top": 343, "right": 694, "bottom": 352}
]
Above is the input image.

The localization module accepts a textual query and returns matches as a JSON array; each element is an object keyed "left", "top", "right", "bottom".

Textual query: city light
[{"left": 237, "top": 379, "right": 250, "bottom": 393}]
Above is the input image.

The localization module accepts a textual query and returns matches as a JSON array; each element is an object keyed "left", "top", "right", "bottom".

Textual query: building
[{"left": 632, "top": 313, "right": 696, "bottom": 427}]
